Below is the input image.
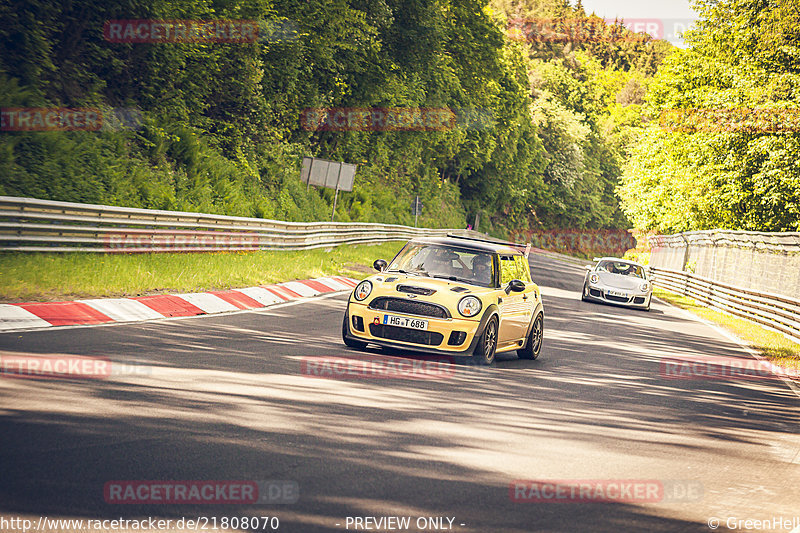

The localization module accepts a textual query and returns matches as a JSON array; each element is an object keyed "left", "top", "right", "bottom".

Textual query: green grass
[
  {"left": 0, "top": 242, "right": 405, "bottom": 303},
  {"left": 654, "top": 287, "right": 800, "bottom": 376}
]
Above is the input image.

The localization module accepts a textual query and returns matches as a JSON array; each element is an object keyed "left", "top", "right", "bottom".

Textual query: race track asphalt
[{"left": 1, "top": 252, "right": 798, "bottom": 532}]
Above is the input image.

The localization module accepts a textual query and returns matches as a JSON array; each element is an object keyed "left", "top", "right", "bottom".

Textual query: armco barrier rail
[
  {"left": 648, "top": 230, "right": 800, "bottom": 299},
  {"left": 0, "top": 196, "right": 478, "bottom": 252},
  {"left": 650, "top": 266, "right": 800, "bottom": 343}
]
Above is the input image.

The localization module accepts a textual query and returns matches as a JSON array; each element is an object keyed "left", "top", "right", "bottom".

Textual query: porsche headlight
[
  {"left": 589, "top": 273, "right": 599, "bottom": 284},
  {"left": 640, "top": 281, "right": 650, "bottom": 293},
  {"left": 457, "top": 296, "right": 482, "bottom": 317},
  {"left": 353, "top": 280, "right": 372, "bottom": 301}
]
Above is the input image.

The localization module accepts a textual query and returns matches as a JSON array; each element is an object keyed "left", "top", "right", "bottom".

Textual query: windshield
[
  {"left": 387, "top": 244, "right": 495, "bottom": 287},
  {"left": 596, "top": 260, "right": 646, "bottom": 279}
]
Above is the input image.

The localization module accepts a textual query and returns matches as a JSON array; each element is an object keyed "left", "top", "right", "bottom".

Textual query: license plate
[
  {"left": 383, "top": 314, "right": 428, "bottom": 330},
  {"left": 606, "top": 289, "right": 630, "bottom": 298}
]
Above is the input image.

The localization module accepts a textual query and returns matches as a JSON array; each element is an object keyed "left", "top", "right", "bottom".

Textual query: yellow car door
[{"left": 497, "top": 255, "right": 530, "bottom": 348}]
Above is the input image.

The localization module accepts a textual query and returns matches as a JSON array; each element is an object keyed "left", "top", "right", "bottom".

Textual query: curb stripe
[
  {"left": 0, "top": 277, "right": 358, "bottom": 332},
  {"left": 332, "top": 276, "right": 358, "bottom": 287},
  {"left": 315, "top": 277, "right": 353, "bottom": 291},
  {"left": 0, "top": 304, "right": 53, "bottom": 331},
  {"left": 208, "top": 290, "right": 264, "bottom": 310},
  {"left": 264, "top": 285, "right": 301, "bottom": 300},
  {"left": 79, "top": 298, "right": 166, "bottom": 322},
  {"left": 133, "top": 295, "right": 206, "bottom": 317},
  {"left": 282, "top": 281, "right": 320, "bottom": 297},
  {"left": 176, "top": 293, "right": 240, "bottom": 314},
  {"left": 300, "top": 279, "right": 337, "bottom": 293},
  {"left": 232, "top": 287, "right": 284, "bottom": 306},
  {"left": 18, "top": 302, "right": 113, "bottom": 326}
]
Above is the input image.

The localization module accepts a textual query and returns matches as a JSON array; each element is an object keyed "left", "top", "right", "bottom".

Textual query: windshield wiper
[
  {"left": 432, "top": 274, "right": 475, "bottom": 284},
  {"left": 389, "top": 269, "right": 430, "bottom": 277}
]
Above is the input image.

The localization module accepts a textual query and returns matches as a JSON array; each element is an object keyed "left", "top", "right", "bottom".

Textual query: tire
[
  {"left": 342, "top": 313, "right": 367, "bottom": 350},
  {"left": 473, "top": 316, "right": 498, "bottom": 366},
  {"left": 581, "top": 282, "right": 589, "bottom": 301},
  {"left": 518, "top": 313, "right": 543, "bottom": 360}
]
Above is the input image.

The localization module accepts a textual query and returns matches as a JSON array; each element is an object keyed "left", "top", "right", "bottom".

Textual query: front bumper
[
  {"left": 585, "top": 286, "right": 651, "bottom": 309},
  {"left": 344, "top": 302, "right": 489, "bottom": 356}
]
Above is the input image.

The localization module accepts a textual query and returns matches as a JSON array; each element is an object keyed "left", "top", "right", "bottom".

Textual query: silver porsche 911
[{"left": 581, "top": 257, "right": 652, "bottom": 311}]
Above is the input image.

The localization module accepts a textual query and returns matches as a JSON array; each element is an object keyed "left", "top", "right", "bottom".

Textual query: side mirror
[
  {"left": 506, "top": 279, "right": 526, "bottom": 294},
  {"left": 373, "top": 259, "right": 388, "bottom": 272},
  {"left": 584, "top": 265, "right": 593, "bottom": 270}
]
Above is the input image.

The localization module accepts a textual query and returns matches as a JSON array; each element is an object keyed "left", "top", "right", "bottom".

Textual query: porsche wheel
[
  {"left": 342, "top": 314, "right": 367, "bottom": 350},
  {"left": 581, "top": 282, "right": 589, "bottom": 301},
  {"left": 518, "top": 313, "right": 543, "bottom": 360},
  {"left": 473, "top": 316, "right": 498, "bottom": 366}
]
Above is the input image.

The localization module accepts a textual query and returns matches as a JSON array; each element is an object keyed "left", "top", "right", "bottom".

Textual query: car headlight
[
  {"left": 589, "top": 273, "right": 599, "bottom": 284},
  {"left": 457, "top": 296, "right": 482, "bottom": 317},
  {"left": 640, "top": 282, "right": 650, "bottom": 293},
  {"left": 353, "top": 280, "right": 372, "bottom": 301}
]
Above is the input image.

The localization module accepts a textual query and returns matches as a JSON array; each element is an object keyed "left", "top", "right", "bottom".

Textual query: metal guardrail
[
  {"left": 648, "top": 229, "right": 800, "bottom": 299},
  {"left": 0, "top": 196, "right": 478, "bottom": 252},
  {"left": 650, "top": 266, "right": 800, "bottom": 343}
]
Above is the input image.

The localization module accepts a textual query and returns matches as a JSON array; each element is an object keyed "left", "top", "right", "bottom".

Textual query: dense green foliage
[
  {"left": 618, "top": 0, "right": 800, "bottom": 233},
  {"left": 0, "top": 0, "right": 670, "bottom": 235}
]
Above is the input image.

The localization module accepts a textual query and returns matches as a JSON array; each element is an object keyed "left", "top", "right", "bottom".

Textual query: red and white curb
[{"left": 0, "top": 276, "right": 357, "bottom": 332}]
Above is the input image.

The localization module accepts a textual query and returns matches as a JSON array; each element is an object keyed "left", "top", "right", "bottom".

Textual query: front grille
[
  {"left": 589, "top": 288, "right": 603, "bottom": 297},
  {"left": 351, "top": 315, "right": 364, "bottom": 332},
  {"left": 397, "top": 285, "right": 436, "bottom": 296},
  {"left": 633, "top": 296, "right": 646, "bottom": 304},
  {"left": 605, "top": 293, "right": 631, "bottom": 303},
  {"left": 369, "top": 297, "right": 450, "bottom": 319},
  {"left": 369, "top": 324, "right": 444, "bottom": 346}
]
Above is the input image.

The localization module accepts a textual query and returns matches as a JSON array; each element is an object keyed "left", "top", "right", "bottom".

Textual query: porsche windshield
[
  {"left": 388, "top": 244, "right": 494, "bottom": 287},
  {"left": 596, "top": 260, "right": 645, "bottom": 279}
]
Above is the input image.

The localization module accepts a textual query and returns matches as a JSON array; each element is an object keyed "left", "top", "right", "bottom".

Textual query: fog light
[{"left": 448, "top": 331, "right": 467, "bottom": 345}]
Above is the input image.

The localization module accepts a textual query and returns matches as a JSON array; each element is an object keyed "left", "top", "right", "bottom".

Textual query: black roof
[{"left": 409, "top": 236, "right": 523, "bottom": 255}]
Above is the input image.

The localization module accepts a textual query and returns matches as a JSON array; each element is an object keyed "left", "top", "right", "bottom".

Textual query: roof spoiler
[{"left": 446, "top": 233, "right": 517, "bottom": 247}]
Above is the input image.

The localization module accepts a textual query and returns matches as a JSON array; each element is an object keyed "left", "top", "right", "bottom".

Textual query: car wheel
[
  {"left": 342, "top": 313, "right": 367, "bottom": 350},
  {"left": 518, "top": 313, "right": 543, "bottom": 360},
  {"left": 473, "top": 316, "right": 498, "bottom": 366},
  {"left": 581, "top": 282, "right": 589, "bottom": 301}
]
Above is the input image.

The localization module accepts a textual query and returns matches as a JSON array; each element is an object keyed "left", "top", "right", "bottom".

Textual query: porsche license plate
[
  {"left": 383, "top": 314, "right": 429, "bottom": 330},
  {"left": 606, "top": 289, "right": 630, "bottom": 298}
]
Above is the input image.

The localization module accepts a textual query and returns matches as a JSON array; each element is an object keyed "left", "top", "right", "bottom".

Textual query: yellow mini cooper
[{"left": 342, "top": 235, "right": 544, "bottom": 365}]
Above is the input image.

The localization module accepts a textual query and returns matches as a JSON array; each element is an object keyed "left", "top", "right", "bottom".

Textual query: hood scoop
[
  {"left": 385, "top": 277, "right": 398, "bottom": 282},
  {"left": 397, "top": 285, "right": 436, "bottom": 296},
  {"left": 450, "top": 286, "right": 470, "bottom": 293}
]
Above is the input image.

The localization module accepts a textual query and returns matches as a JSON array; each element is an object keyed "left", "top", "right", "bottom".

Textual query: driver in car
[{"left": 471, "top": 255, "right": 492, "bottom": 284}]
